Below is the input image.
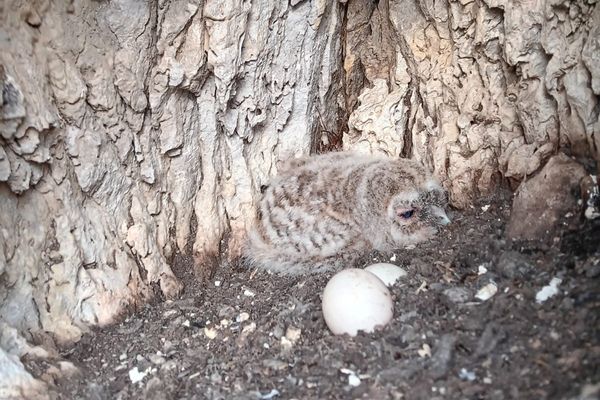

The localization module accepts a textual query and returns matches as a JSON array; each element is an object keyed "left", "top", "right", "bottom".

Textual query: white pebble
[
  {"left": 128, "top": 367, "right": 148, "bottom": 384},
  {"left": 348, "top": 374, "right": 361, "bottom": 387},
  {"left": 417, "top": 343, "right": 431, "bottom": 358},
  {"left": 236, "top": 312, "right": 250, "bottom": 322},
  {"left": 475, "top": 282, "right": 498, "bottom": 301},
  {"left": 259, "top": 389, "right": 280, "bottom": 400},
  {"left": 220, "top": 319, "right": 231, "bottom": 328},
  {"left": 242, "top": 322, "right": 256, "bottom": 334},
  {"left": 280, "top": 336, "right": 293, "bottom": 351},
  {"left": 340, "top": 368, "right": 361, "bottom": 387},
  {"left": 204, "top": 327, "right": 218, "bottom": 339},
  {"left": 536, "top": 277, "right": 562, "bottom": 304},
  {"left": 458, "top": 368, "right": 476, "bottom": 382},
  {"left": 285, "top": 327, "right": 301, "bottom": 343}
]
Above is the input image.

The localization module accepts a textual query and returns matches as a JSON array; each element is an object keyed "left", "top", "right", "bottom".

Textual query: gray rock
[
  {"left": 584, "top": 258, "right": 600, "bottom": 279},
  {"left": 82, "top": 382, "right": 109, "bottom": 400},
  {"left": 495, "top": 251, "right": 534, "bottom": 279},
  {"left": 507, "top": 153, "right": 587, "bottom": 241},
  {"left": 143, "top": 377, "right": 173, "bottom": 400},
  {"left": 443, "top": 287, "right": 472, "bottom": 304},
  {"left": 148, "top": 354, "right": 166, "bottom": 365},
  {"left": 569, "top": 383, "right": 600, "bottom": 400}
]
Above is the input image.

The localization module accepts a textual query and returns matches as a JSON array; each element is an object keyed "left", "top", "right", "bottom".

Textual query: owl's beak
[{"left": 430, "top": 206, "right": 451, "bottom": 225}]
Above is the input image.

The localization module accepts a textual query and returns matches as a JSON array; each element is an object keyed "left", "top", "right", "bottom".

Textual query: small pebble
[
  {"left": 536, "top": 277, "right": 562, "bottom": 304},
  {"left": 496, "top": 251, "right": 533, "bottom": 279},
  {"left": 162, "top": 340, "right": 174, "bottom": 353},
  {"left": 149, "top": 354, "right": 166, "bottom": 365},
  {"left": 348, "top": 374, "right": 361, "bottom": 387},
  {"left": 418, "top": 343, "right": 431, "bottom": 358},
  {"left": 236, "top": 312, "right": 250, "bottom": 323},
  {"left": 242, "top": 322, "right": 256, "bottom": 334},
  {"left": 285, "top": 327, "right": 301, "bottom": 343},
  {"left": 220, "top": 319, "right": 231, "bottom": 328},
  {"left": 475, "top": 283, "right": 498, "bottom": 301},
  {"left": 340, "top": 368, "right": 361, "bottom": 387},
  {"left": 443, "top": 287, "right": 471, "bottom": 304},
  {"left": 204, "top": 327, "right": 218, "bottom": 339},
  {"left": 280, "top": 336, "right": 293, "bottom": 351},
  {"left": 128, "top": 367, "right": 148, "bottom": 384},
  {"left": 458, "top": 368, "right": 476, "bottom": 382},
  {"left": 259, "top": 389, "right": 280, "bottom": 399},
  {"left": 162, "top": 309, "right": 179, "bottom": 319}
]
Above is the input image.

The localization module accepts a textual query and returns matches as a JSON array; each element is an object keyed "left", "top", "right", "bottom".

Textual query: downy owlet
[{"left": 244, "top": 152, "right": 450, "bottom": 275}]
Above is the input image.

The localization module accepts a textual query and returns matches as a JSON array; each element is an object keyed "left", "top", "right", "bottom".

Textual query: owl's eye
[{"left": 398, "top": 209, "right": 415, "bottom": 219}]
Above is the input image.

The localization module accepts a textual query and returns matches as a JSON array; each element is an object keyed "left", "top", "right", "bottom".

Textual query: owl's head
[{"left": 386, "top": 178, "right": 450, "bottom": 246}]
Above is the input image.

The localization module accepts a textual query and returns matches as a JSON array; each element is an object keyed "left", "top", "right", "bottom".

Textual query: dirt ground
[{"left": 41, "top": 192, "right": 599, "bottom": 399}]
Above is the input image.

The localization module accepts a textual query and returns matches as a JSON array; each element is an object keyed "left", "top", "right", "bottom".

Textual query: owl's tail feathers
[{"left": 241, "top": 230, "right": 337, "bottom": 276}]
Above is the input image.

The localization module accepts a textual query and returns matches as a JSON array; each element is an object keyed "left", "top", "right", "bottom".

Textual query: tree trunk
[
  {"left": 343, "top": 0, "right": 599, "bottom": 207},
  {"left": 0, "top": 0, "right": 598, "bottom": 396}
]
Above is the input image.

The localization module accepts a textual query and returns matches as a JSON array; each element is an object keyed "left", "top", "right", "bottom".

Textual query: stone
[
  {"left": 495, "top": 251, "right": 534, "bottom": 279},
  {"left": 507, "top": 154, "right": 587, "bottom": 241},
  {"left": 442, "top": 287, "right": 471, "bottom": 304}
]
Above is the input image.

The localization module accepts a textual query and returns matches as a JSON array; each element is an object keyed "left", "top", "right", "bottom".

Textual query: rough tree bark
[
  {"left": 343, "top": 0, "right": 599, "bottom": 207},
  {"left": 0, "top": 0, "right": 598, "bottom": 397}
]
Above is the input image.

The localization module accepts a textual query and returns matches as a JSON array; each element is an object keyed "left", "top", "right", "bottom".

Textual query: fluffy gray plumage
[{"left": 243, "top": 152, "right": 450, "bottom": 275}]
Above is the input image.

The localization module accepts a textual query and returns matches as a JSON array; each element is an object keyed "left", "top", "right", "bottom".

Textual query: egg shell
[
  {"left": 322, "top": 268, "right": 393, "bottom": 336},
  {"left": 364, "top": 263, "right": 407, "bottom": 286}
]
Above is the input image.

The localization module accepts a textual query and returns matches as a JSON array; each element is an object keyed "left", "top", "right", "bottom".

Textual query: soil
[{"left": 42, "top": 193, "right": 600, "bottom": 399}]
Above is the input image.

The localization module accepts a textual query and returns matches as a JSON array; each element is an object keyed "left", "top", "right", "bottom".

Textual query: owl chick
[{"left": 244, "top": 152, "right": 450, "bottom": 275}]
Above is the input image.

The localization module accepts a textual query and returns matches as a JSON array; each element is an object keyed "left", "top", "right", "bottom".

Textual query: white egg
[
  {"left": 364, "top": 263, "right": 407, "bottom": 287},
  {"left": 322, "top": 269, "right": 393, "bottom": 336}
]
